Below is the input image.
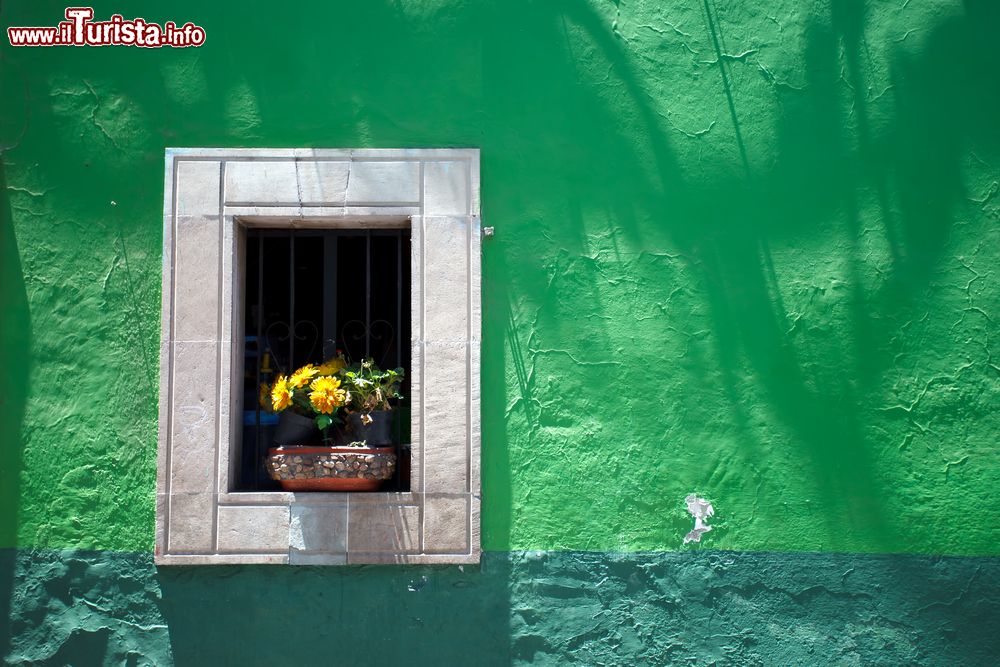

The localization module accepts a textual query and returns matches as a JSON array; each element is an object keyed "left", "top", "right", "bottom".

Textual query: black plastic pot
[
  {"left": 347, "top": 410, "right": 394, "bottom": 446},
  {"left": 273, "top": 411, "right": 318, "bottom": 446}
]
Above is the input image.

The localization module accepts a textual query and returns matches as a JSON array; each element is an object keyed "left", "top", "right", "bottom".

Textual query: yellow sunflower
[
  {"left": 308, "top": 376, "right": 347, "bottom": 414},
  {"left": 289, "top": 364, "right": 319, "bottom": 388},
  {"left": 270, "top": 376, "right": 292, "bottom": 411},
  {"left": 317, "top": 356, "right": 347, "bottom": 376}
]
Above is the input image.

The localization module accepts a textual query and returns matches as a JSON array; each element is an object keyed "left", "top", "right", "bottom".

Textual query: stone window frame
[{"left": 155, "top": 148, "right": 481, "bottom": 565}]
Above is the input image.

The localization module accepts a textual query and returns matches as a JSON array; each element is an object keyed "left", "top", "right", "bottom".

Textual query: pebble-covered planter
[{"left": 266, "top": 446, "right": 397, "bottom": 491}]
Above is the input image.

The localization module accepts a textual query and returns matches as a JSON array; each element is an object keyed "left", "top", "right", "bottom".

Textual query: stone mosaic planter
[{"left": 266, "top": 445, "right": 396, "bottom": 491}]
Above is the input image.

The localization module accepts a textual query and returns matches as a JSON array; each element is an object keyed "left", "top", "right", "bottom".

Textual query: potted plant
[
  {"left": 263, "top": 356, "right": 399, "bottom": 491},
  {"left": 268, "top": 356, "right": 347, "bottom": 446},
  {"left": 339, "top": 359, "right": 405, "bottom": 446}
]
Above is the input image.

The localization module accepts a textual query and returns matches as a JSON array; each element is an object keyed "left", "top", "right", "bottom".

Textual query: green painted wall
[
  {"left": 3, "top": 0, "right": 997, "bottom": 556},
  {"left": 2, "top": 0, "right": 1000, "bottom": 662}
]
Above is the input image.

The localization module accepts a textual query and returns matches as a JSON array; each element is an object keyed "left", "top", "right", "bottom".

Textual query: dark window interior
[{"left": 239, "top": 227, "right": 411, "bottom": 491}]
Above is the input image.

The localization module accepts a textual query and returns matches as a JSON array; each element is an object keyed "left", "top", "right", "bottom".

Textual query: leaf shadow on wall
[
  {"left": 685, "top": 0, "right": 1000, "bottom": 551},
  {"left": 487, "top": 0, "right": 999, "bottom": 555},
  {"left": 0, "top": 158, "right": 32, "bottom": 657}
]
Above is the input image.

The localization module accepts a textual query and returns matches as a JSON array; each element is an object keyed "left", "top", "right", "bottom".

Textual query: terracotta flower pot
[
  {"left": 346, "top": 409, "right": 394, "bottom": 446},
  {"left": 266, "top": 445, "right": 396, "bottom": 491}
]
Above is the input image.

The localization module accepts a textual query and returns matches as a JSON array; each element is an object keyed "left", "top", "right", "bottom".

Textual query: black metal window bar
[{"left": 241, "top": 227, "right": 411, "bottom": 491}]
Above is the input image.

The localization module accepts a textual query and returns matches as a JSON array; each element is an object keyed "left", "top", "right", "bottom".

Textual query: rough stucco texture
[
  {"left": 2, "top": 549, "right": 999, "bottom": 666},
  {"left": 1, "top": 1, "right": 999, "bottom": 556}
]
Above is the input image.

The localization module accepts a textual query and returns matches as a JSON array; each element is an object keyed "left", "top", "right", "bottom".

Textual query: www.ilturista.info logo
[{"left": 7, "top": 7, "right": 205, "bottom": 48}]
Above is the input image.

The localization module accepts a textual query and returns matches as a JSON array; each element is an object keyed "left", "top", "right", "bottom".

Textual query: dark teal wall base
[{"left": 2, "top": 549, "right": 999, "bottom": 666}]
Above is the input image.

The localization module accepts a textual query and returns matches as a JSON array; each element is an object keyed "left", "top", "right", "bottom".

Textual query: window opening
[{"left": 240, "top": 226, "right": 411, "bottom": 492}]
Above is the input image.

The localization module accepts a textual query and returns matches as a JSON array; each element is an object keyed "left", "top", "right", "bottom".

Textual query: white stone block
[
  {"left": 156, "top": 339, "right": 170, "bottom": 495},
  {"left": 411, "top": 216, "right": 424, "bottom": 342},
  {"left": 346, "top": 552, "right": 415, "bottom": 565},
  {"left": 424, "top": 161, "right": 470, "bottom": 215},
  {"left": 347, "top": 503, "right": 419, "bottom": 553},
  {"left": 217, "top": 505, "right": 290, "bottom": 552},
  {"left": 156, "top": 553, "right": 289, "bottom": 565},
  {"left": 290, "top": 503, "right": 348, "bottom": 554},
  {"left": 218, "top": 491, "right": 294, "bottom": 504},
  {"left": 349, "top": 148, "right": 476, "bottom": 160},
  {"left": 223, "top": 206, "right": 419, "bottom": 221},
  {"left": 409, "top": 343, "right": 423, "bottom": 492},
  {"left": 422, "top": 342, "right": 469, "bottom": 493},
  {"left": 469, "top": 151, "right": 481, "bottom": 215},
  {"left": 469, "top": 342, "right": 481, "bottom": 495},
  {"left": 289, "top": 552, "right": 348, "bottom": 565},
  {"left": 470, "top": 493, "right": 481, "bottom": 558},
  {"left": 346, "top": 161, "right": 420, "bottom": 204},
  {"left": 169, "top": 341, "right": 218, "bottom": 494},
  {"left": 423, "top": 495, "right": 469, "bottom": 554},
  {"left": 155, "top": 493, "right": 167, "bottom": 553},
  {"left": 172, "top": 216, "right": 220, "bottom": 342},
  {"left": 225, "top": 161, "right": 298, "bottom": 203},
  {"left": 175, "top": 161, "right": 221, "bottom": 216},
  {"left": 167, "top": 493, "right": 215, "bottom": 552},
  {"left": 423, "top": 216, "right": 470, "bottom": 342},
  {"left": 346, "top": 492, "right": 420, "bottom": 505},
  {"left": 295, "top": 161, "right": 350, "bottom": 203},
  {"left": 163, "top": 153, "right": 177, "bottom": 218},
  {"left": 225, "top": 160, "right": 354, "bottom": 204},
  {"left": 470, "top": 216, "right": 482, "bottom": 342},
  {"left": 347, "top": 552, "right": 479, "bottom": 565},
  {"left": 219, "top": 216, "right": 238, "bottom": 343},
  {"left": 169, "top": 147, "right": 477, "bottom": 161}
]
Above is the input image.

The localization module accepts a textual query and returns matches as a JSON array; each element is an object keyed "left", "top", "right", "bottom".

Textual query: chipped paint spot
[{"left": 683, "top": 494, "right": 714, "bottom": 544}]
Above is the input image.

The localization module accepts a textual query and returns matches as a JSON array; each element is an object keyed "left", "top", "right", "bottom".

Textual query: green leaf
[{"left": 315, "top": 415, "right": 333, "bottom": 430}]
